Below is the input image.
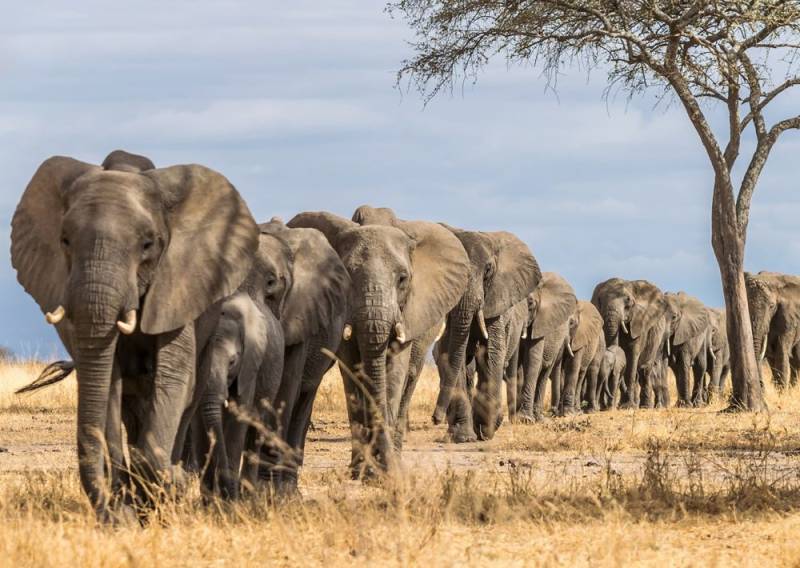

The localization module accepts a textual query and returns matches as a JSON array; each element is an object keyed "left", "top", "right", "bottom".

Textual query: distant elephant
[
  {"left": 559, "top": 301, "right": 605, "bottom": 415},
  {"left": 187, "top": 291, "right": 284, "bottom": 499},
  {"left": 664, "top": 292, "right": 712, "bottom": 407},
  {"left": 705, "top": 308, "right": 731, "bottom": 400},
  {"left": 592, "top": 278, "right": 668, "bottom": 409},
  {"left": 247, "top": 219, "right": 351, "bottom": 492},
  {"left": 432, "top": 226, "right": 541, "bottom": 442},
  {"left": 11, "top": 151, "right": 258, "bottom": 520},
  {"left": 514, "top": 272, "right": 577, "bottom": 422},
  {"left": 597, "top": 345, "right": 626, "bottom": 409},
  {"left": 745, "top": 272, "right": 800, "bottom": 390},
  {"left": 288, "top": 211, "right": 469, "bottom": 477}
]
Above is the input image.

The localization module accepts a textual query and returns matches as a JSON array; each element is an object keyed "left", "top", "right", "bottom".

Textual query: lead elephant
[
  {"left": 745, "top": 272, "right": 800, "bottom": 390},
  {"left": 11, "top": 151, "right": 258, "bottom": 521},
  {"left": 663, "top": 292, "right": 712, "bottom": 406},
  {"left": 514, "top": 272, "right": 576, "bottom": 422},
  {"left": 432, "top": 226, "right": 541, "bottom": 442},
  {"left": 288, "top": 211, "right": 469, "bottom": 478},
  {"left": 592, "top": 278, "right": 668, "bottom": 409}
]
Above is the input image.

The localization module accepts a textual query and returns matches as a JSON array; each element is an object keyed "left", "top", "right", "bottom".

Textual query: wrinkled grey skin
[
  {"left": 289, "top": 210, "right": 469, "bottom": 478},
  {"left": 11, "top": 151, "right": 258, "bottom": 521},
  {"left": 592, "top": 279, "right": 668, "bottom": 409},
  {"left": 433, "top": 226, "right": 541, "bottom": 442},
  {"left": 597, "top": 346, "right": 626, "bottom": 409},
  {"left": 243, "top": 220, "right": 351, "bottom": 493},
  {"left": 745, "top": 272, "right": 800, "bottom": 390},
  {"left": 514, "top": 273, "right": 576, "bottom": 422},
  {"left": 705, "top": 308, "right": 731, "bottom": 400},
  {"left": 559, "top": 301, "right": 605, "bottom": 415},
  {"left": 184, "top": 291, "right": 283, "bottom": 499},
  {"left": 663, "top": 292, "right": 712, "bottom": 407},
  {"left": 498, "top": 298, "right": 530, "bottom": 422}
]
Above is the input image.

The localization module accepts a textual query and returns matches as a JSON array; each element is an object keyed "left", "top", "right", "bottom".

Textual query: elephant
[
  {"left": 745, "top": 272, "right": 800, "bottom": 390},
  {"left": 288, "top": 211, "right": 469, "bottom": 478},
  {"left": 186, "top": 291, "right": 284, "bottom": 499},
  {"left": 597, "top": 345, "right": 626, "bottom": 410},
  {"left": 514, "top": 272, "right": 577, "bottom": 422},
  {"left": 705, "top": 308, "right": 731, "bottom": 400},
  {"left": 559, "top": 301, "right": 605, "bottom": 415},
  {"left": 246, "top": 219, "right": 351, "bottom": 493},
  {"left": 591, "top": 278, "right": 668, "bottom": 409},
  {"left": 663, "top": 292, "right": 712, "bottom": 407},
  {"left": 432, "top": 226, "right": 541, "bottom": 442},
  {"left": 11, "top": 151, "right": 258, "bottom": 520}
]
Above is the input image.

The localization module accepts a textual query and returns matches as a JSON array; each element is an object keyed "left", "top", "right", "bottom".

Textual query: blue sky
[{"left": 1, "top": 1, "right": 798, "bottom": 357}]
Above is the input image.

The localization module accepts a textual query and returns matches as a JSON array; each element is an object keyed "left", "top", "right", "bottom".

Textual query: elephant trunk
[
  {"left": 432, "top": 296, "right": 477, "bottom": 424},
  {"left": 200, "top": 360, "right": 236, "bottom": 498},
  {"left": 603, "top": 311, "right": 620, "bottom": 346}
]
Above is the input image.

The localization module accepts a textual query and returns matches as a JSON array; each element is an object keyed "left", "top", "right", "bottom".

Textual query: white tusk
[
  {"left": 45, "top": 305, "right": 65, "bottom": 325},
  {"left": 760, "top": 337, "right": 767, "bottom": 361},
  {"left": 621, "top": 319, "right": 629, "bottom": 334},
  {"left": 343, "top": 324, "right": 352, "bottom": 341},
  {"left": 434, "top": 320, "right": 446, "bottom": 342},
  {"left": 477, "top": 309, "right": 489, "bottom": 340},
  {"left": 116, "top": 310, "right": 137, "bottom": 335},
  {"left": 395, "top": 322, "right": 407, "bottom": 344},
  {"left": 666, "top": 340, "right": 671, "bottom": 357},
  {"left": 521, "top": 327, "right": 527, "bottom": 339},
  {"left": 566, "top": 341, "right": 574, "bottom": 357},
  {"left": 709, "top": 348, "right": 716, "bottom": 362}
]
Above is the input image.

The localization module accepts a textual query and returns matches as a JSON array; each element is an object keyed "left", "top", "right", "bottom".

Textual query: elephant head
[
  {"left": 526, "top": 272, "right": 577, "bottom": 341},
  {"left": 591, "top": 278, "right": 666, "bottom": 346},
  {"left": 745, "top": 272, "right": 800, "bottom": 360},
  {"left": 663, "top": 292, "right": 710, "bottom": 353},
  {"left": 288, "top": 211, "right": 469, "bottom": 436},
  {"left": 707, "top": 307, "right": 728, "bottom": 355},
  {"left": 252, "top": 218, "right": 351, "bottom": 348},
  {"left": 432, "top": 225, "right": 541, "bottom": 424},
  {"left": 568, "top": 301, "right": 604, "bottom": 355},
  {"left": 11, "top": 153, "right": 258, "bottom": 508},
  {"left": 199, "top": 291, "right": 269, "bottom": 498}
]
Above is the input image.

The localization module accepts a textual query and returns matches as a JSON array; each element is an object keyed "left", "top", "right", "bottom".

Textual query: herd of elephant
[{"left": 10, "top": 151, "right": 800, "bottom": 522}]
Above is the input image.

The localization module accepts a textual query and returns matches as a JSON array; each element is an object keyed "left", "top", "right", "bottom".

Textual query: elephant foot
[
  {"left": 583, "top": 406, "right": 599, "bottom": 415},
  {"left": 617, "top": 401, "right": 638, "bottom": 411},
  {"left": 558, "top": 406, "right": 581, "bottom": 417},
  {"left": 675, "top": 399, "right": 693, "bottom": 408},
  {"left": 449, "top": 423, "right": 478, "bottom": 444},
  {"left": 512, "top": 412, "right": 538, "bottom": 425}
]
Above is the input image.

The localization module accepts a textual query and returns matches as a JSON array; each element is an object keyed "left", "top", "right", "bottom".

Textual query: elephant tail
[{"left": 15, "top": 360, "right": 75, "bottom": 394}]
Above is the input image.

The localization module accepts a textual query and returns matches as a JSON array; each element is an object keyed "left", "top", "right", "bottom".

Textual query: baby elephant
[
  {"left": 597, "top": 346, "right": 626, "bottom": 410},
  {"left": 192, "top": 291, "right": 284, "bottom": 498}
]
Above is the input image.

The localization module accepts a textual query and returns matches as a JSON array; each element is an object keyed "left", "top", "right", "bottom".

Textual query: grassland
[{"left": 2, "top": 361, "right": 800, "bottom": 566}]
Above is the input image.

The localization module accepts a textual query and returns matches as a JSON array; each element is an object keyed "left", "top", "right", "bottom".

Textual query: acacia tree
[{"left": 391, "top": 1, "right": 800, "bottom": 411}]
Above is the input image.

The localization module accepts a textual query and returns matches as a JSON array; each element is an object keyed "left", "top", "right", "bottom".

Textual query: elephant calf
[{"left": 597, "top": 346, "right": 626, "bottom": 410}]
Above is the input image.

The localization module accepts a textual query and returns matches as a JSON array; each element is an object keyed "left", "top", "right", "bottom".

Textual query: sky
[{"left": 0, "top": 1, "right": 798, "bottom": 357}]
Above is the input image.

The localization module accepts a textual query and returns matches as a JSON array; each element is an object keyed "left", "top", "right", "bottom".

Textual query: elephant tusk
[
  {"left": 343, "top": 324, "right": 352, "bottom": 341},
  {"left": 760, "top": 337, "right": 768, "bottom": 361},
  {"left": 521, "top": 327, "right": 527, "bottom": 339},
  {"left": 45, "top": 305, "right": 65, "bottom": 325},
  {"left": 709, "top": 348, "right": 716, "bottom": 362},
  {"left": 395, "top": 322, "right": 407, "bottom": 344},
  {"left": 116, "top": 310, "right": 137, "bottom": 335},
  {"left": 621, "top": 319, "right": 629, "bottom": 334},
  {"left": 666, "top": 340, "right": 671, "bottom": 357},
  {"left": 566, "top": 341, "right": 574, "bottom": 358},
  {"left": 476, "top": 309, "right": 489, "bottom": 340},
  {"left": 434, "top": 320, "right": 446, "bottom": 342}
]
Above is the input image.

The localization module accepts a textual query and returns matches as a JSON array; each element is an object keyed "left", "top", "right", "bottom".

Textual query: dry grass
[{"left": 2, "top": 361, "right": 800, "bottom": 566}]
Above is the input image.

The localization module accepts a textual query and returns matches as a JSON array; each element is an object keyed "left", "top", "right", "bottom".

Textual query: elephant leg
[
  {"left": 394, "top": 334, "right": 431, "bottom": 450},
  {"left": 691, "top": 352, "right": 708, "bottom": 406},
  {"left": 447, "top": 360, "right": 477, "bottom": 443},
  {"left": 776, "top": 342, "right": 791, "bottom": 391},
  {"left": 619, "top": 347, "right": 641, "bottom": 410},
  {"left": 674, "top": 352, "right": 692, "bottom": 407},
  {"left": 472, "top": 318, "right": 507, "bottom": 441},
  {"left": 550, "top": 356, "right": 563, "bottom": 413},
  {"left": 559, "top": 354, "right": 582, "bottom": 416},
  {"left": 585, "top": 361, "right": 600, "bottom": 413},
  {"left": 639, "top": 365, "right": 654, "bottom": 409},
  {"left": 129, "top": 325, "right": 195, "bottom": 504},
  {"left": 520, "top": 339, "right": 545, "bottom": 421}
]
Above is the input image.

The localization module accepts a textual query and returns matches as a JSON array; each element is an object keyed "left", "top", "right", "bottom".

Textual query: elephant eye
[
  {"left": 397, "top": 273, "right": 409, "bottom": 289},
  {"left": 143, "top": 240, "right": 154, "bottom": 251},
  {"left": 61, "top": 237, "right": 70, "bottom": 247}
]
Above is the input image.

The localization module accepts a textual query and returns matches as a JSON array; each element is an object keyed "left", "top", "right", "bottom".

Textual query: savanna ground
[{"left": 2, "top": 361, "right": 800, "bottom": 566}]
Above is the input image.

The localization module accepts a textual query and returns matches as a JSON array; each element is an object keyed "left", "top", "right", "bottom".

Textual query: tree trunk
[{"left": 711, "top": 178, "right": 766, "bottom": 412}]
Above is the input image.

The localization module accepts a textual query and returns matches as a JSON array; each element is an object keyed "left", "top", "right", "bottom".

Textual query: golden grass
[{"left": 2, "top": 360, "right": 800, "bottom": 566}]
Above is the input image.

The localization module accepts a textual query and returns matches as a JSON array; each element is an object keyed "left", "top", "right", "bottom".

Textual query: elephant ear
[
  {"left": 572, "top": 302, "right": 603, "bottom": 352},
  {"left": 673, "top": 293, "right": 709, "bottom": 345},
  {"left": 530, "top": 272, "right": 577, "bottom": 339},
  {"left": 11, "top": 157, "right": 98, "bottom": 315},
  {"left": 396, "top": 221, "right": 470, "bottom": 340},
  {"left": 140, "top": 165, "right": 259, "bottom": 334},
  {"left": 629, "top": 280, "right": 666, "bottom": 339},
  {"left": 101, "top": 149, "right": 155, "bottom": 172},
  {"left": 262, "top": 222, "right": 350, "bottom": 346},
  {"left": 484, "top": 231, "right": 541, "bottom": 319},
  {"left": 352, "top": 205, "right": 398, "bottom": 226},
  {"left": 287, "top": 211, "right": 357, "bottom": 252},
  {"left": 235, "top": 294, "right": 269, "bottom": 403}
]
